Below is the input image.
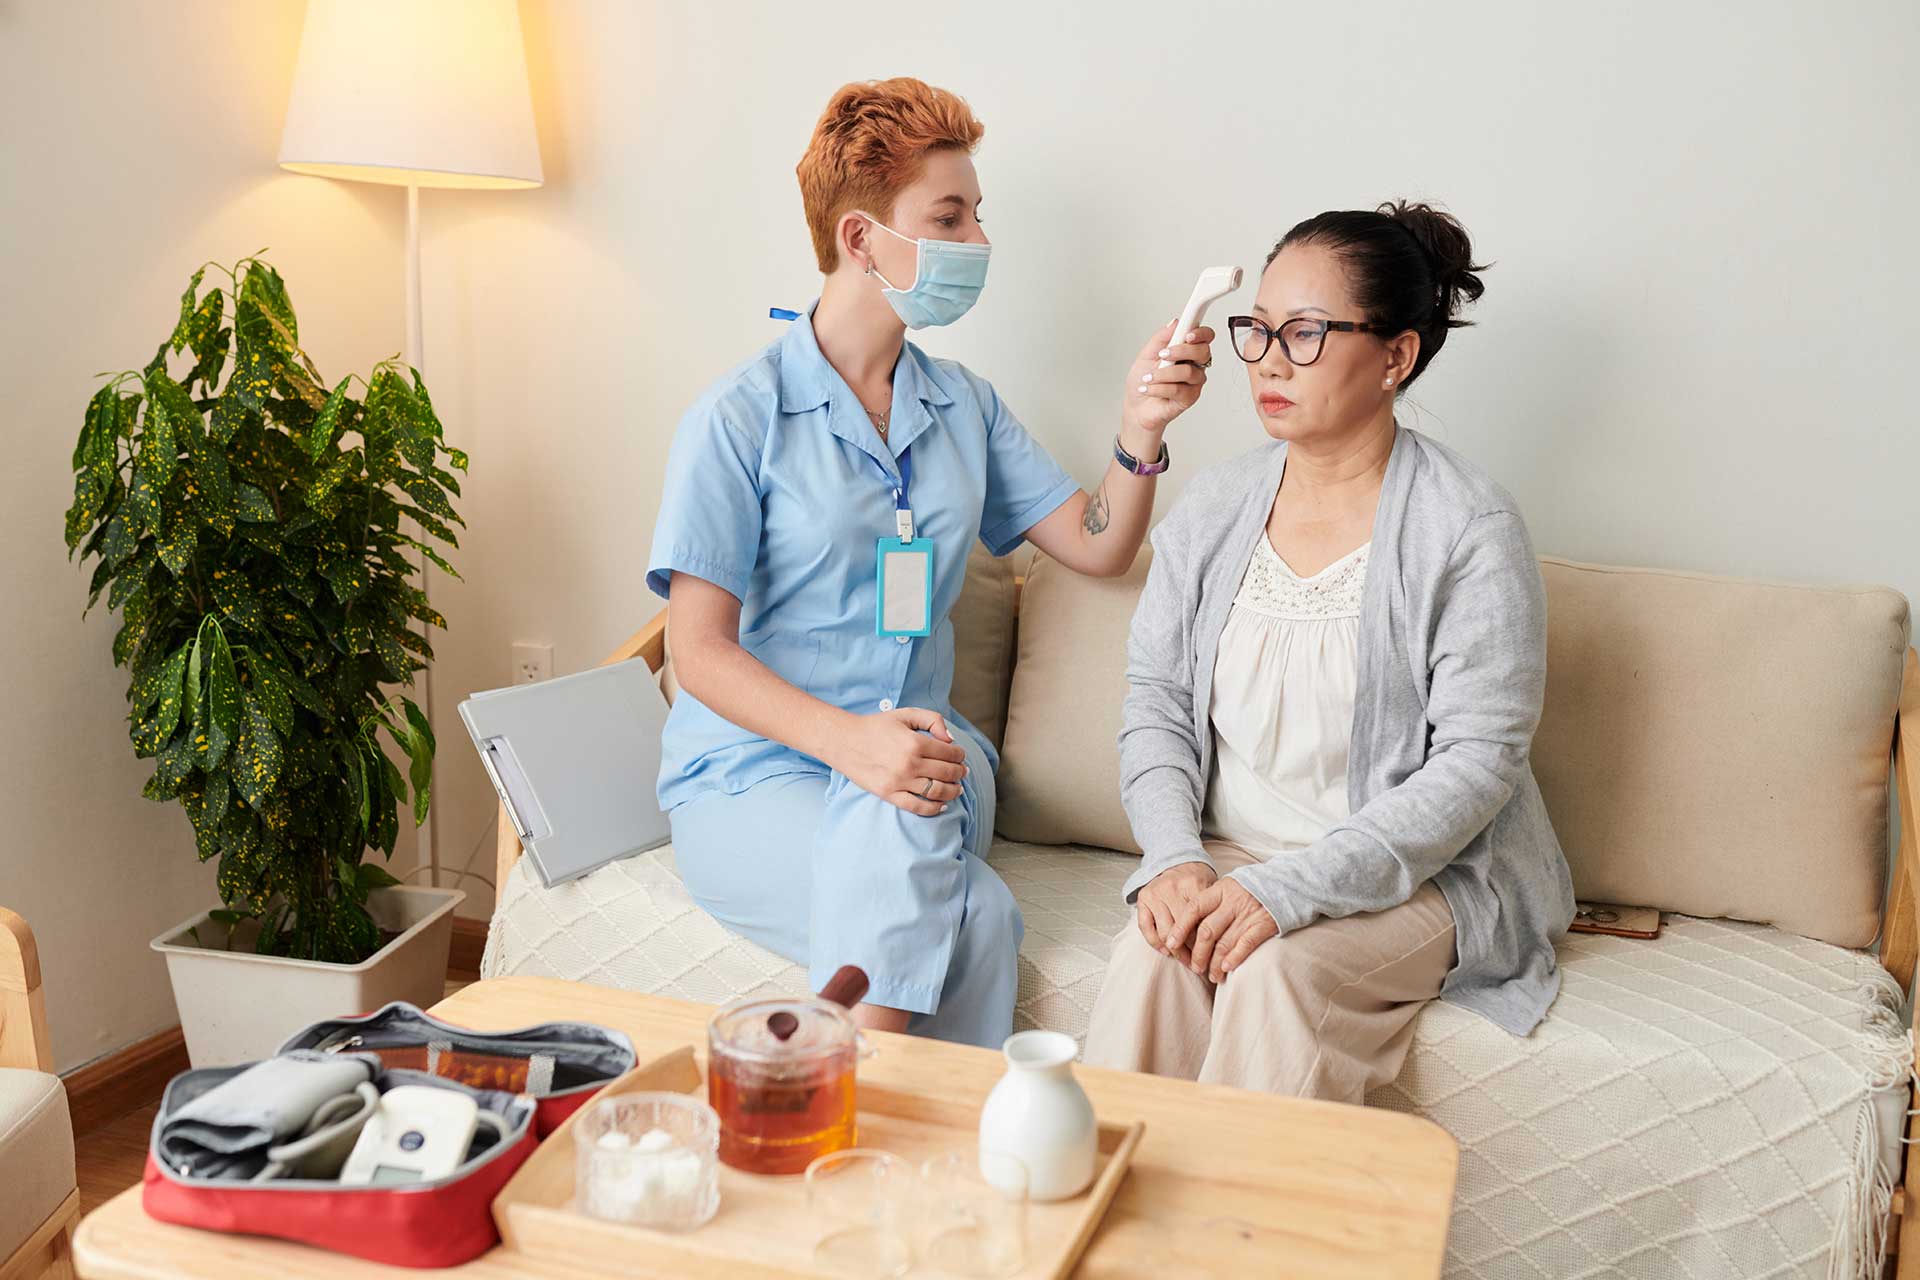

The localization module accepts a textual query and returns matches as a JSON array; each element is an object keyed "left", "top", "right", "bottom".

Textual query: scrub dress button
[
  {"left": 879, "top": 699, "right": 895, "bottom": 712},
  {"left": 896, "top": 635, "right": 910, "bottom": 644}
]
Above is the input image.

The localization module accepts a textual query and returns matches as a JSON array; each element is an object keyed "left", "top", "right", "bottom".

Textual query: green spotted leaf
[
  {"left": 231, "top": 689, "right": 281, "bottom": 810},
  {"left": 396, "top": 506, "right": 459, "bottom": 547},
  {"left": 398, "top": 473, "right": 456, "bottom": 522},
  {"left": 208, "top": 624, "right": 241, "bottom": 752},
  {"left": 142, "top": 371, "right": 198, "bottom": 486},
  {"left": 203, "top": 771, "right": 230, "bottom": 828},
  {"left": 396, "top": 586, "right": 447, "bottom": 630},
  {"left": 369, "top": 626, "right": 410, "bottom": 679},
  {"left": 170, "top": 266, "right": 207, "bottom": 352},
  {"left": 208, "top": 567, "right": 267, "bottom": 632},
  {"left": 184, "top": 427, "right": 235, "bottom": 535},
  {"left": 149, "top": 732, "right": 197, "bottom": 795},
  {"left": 306, "top": 452, "right": 356, "bottom": 512},
  {"left": 402, "top": 698, "right": 435, "bottom": 824},
  {"left": 210, "top": 392, "right": 253, "bottom": 443},
  {"left": 308, "top": 379, "right": 351, "bottom": 461},
  {"left": 318, "top": 553, "right": 370, "bottom": 603},
  {"left": 155, "top": 503, "right": 197, "bottom": 576},
  {"left": 183, "top": 632, "right": 203, "bottom": 737},
  {"left": 248, "top": 652, "right": 295, "bottom": 735},
  {"left": 127, "top": 455, "right": 163, "bottom": 536},
  {"left": 132, "top": 644, "right": 189, "bottom": 753},
  {"left": 445, "top": 447, "right": 468, "bottom": 472},
  {"left": 234, "top": 484, "right": 275, "bottom": 523}
]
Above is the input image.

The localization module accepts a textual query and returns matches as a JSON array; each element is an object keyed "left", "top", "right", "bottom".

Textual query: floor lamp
[{"left": 278, "top": 0, "right": 543, "bottom": 888}]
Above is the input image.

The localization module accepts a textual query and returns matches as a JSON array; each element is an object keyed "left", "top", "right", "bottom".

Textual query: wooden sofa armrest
[
  {"left": 0, "top": 906, "right": 53, "bottom": 1072},
  {"left": 1881, "top": 648, "right": 1920, "bottom": 996},
  {"left": 493, "top": 606, "right": 671, "bottom": 893},
  {"left": 1887, "top": 647, "right": 1920, "bottom": 1279}
]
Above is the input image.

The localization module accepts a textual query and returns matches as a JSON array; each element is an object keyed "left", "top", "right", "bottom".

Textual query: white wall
[
  {"left": 418, "top": 0, "right": 1919, "bottom": 920},
  {"left": 0, "top": 2, "right": 402, "bottom": 1071}
]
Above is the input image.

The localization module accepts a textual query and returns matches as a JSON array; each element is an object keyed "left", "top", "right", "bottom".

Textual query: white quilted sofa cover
[{"left": 484, "top": 841, "right": 1909, "bottom": 1280}]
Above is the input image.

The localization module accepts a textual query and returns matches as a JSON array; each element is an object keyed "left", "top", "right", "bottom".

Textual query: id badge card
[{"left": 876, "top": 537, "right": 934, "bottom": 637}]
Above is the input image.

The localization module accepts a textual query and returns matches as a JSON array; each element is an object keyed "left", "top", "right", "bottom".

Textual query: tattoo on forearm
[{"left": 1082, "top": 485, "right": 1110, "bottom": 536}]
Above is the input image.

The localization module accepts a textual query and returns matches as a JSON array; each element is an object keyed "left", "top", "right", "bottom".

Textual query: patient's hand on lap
[{"left": 1136, "top": 862, "right": 1218, "bottom": 960}]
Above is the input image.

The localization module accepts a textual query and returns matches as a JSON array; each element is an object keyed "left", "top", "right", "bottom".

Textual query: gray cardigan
[{"left": 1117, "top": 426, "right": 1575, "bottom": 1035}]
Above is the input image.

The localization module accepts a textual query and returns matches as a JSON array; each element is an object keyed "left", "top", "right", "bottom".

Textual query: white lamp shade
[{"left": 279, "top": 0, "right": 542, "bottom": 190}]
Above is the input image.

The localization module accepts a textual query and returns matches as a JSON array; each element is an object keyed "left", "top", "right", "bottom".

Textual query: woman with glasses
[{"left": 1083, "top": 202, "right": 1575, "bottom": 1099}]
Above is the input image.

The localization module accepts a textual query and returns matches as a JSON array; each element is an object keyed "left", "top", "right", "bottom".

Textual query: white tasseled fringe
[{"left": 1837, "top": 967, "right": 1911, "bottom": 1280}]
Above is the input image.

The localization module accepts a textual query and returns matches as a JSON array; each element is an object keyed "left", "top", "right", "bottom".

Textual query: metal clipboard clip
[{"left": 477, "top": 736, "right": 551, "bottom": 843}]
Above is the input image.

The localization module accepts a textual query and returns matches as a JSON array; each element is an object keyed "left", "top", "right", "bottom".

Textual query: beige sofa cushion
[
  {"left": 995, "top": 551, "right": 1146, "bottom": 852},
  {"left": 947, "top": 545, "right": 1018, "bottom": 752},
  {"left": 0, "top": 1067, "right": 74, "bottom": 1255},
  {"left": 1533, "top": 559, "right": 1909, "bottom": 948},
  {"left": 657, "top": 545, "right": 1019, "bottom": 752}
]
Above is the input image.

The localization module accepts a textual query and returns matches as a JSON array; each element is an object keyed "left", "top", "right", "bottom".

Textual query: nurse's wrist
[{"left": 1115, "top": 422, "right": 1168, "bottom": 475}]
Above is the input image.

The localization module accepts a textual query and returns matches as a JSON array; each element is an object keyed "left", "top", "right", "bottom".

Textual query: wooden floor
[{"left": 74, "top": 973, "right": 476, "bottom": 1213}]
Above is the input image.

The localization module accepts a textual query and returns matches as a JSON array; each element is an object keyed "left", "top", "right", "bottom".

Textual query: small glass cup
[
  {"left": 804, "top": 1148, "right": 914, "bottom": 1278},
  {"left": 920, "top": 1151, "right": 1028, "bottom": 1278},
  {"left": 573, "top": 1092, "right": 720, "bottom": 1230}
]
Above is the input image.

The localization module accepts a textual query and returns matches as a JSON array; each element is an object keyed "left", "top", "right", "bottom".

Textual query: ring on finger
[{"left": 919, "top": 778, "right": 934, "bottom": 799}]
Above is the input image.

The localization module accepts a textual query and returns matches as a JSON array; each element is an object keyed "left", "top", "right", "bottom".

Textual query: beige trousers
[{"left": 1082, "top": 840, "right": 1457, "bottom": 1102}]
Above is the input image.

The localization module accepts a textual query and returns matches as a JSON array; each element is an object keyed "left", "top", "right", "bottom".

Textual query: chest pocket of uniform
[{"left": 742, "top": 629, "right": 823, "bottom": 695}]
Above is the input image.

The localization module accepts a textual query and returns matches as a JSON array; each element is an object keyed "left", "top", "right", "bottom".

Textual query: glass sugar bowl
[{"left": 573, "top": 1091, "right": 720, "bottom": 1230}]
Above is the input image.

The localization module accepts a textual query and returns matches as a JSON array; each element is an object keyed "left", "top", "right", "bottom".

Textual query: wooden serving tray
[{"left": 492, "top": 1046, "right": 1145, "bottom": 1279}]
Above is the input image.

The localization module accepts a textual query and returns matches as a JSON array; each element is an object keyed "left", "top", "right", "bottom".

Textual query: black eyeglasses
[{"left": 1227, "top": 315, "right": 1396, "bottom": 367}]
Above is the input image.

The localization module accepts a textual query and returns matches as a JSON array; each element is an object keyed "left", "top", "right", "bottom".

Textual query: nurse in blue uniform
[{"left": 646, "top": 78, "right": 1211, "bottom": 1048}]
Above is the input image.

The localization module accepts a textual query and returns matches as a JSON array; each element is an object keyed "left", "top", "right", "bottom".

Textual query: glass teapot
[{"left": 707, "top": 966, "right": 874, "bottom": 1174}]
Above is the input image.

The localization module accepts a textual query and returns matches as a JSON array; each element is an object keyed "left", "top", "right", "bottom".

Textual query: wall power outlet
[{"left": 511, "top": 643, "right": 553, "bottom": 685}]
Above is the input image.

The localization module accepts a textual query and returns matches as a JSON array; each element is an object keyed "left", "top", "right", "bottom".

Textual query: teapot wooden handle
[{"left": 818, "top": 965, "right": 870, "bottom": 1010}]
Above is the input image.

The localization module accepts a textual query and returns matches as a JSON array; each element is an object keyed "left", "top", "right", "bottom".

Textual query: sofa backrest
[
  {"left": 1532, "top": 559, "right": 1908, "bottom": 948},
  {"left": 992, "top": 549, "right": 1911, "bottom": 950}
]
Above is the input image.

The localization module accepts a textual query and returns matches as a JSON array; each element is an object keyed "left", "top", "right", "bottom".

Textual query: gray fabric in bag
[{"left": 157, "top": 1050, "right": 378, "bottom": 1180}]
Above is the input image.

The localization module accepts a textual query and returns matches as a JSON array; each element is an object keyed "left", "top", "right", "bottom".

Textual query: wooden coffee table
[{"left": 73, "top": 976, "right": 1458, "bottom": 1277}]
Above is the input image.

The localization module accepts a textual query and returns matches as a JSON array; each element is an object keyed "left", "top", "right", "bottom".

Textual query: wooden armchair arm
[
  {"left": 1887, "top": 647, "right": 1920, "bottom": 1277},
  {"left": 0, "top": 906, "right": 54, "bottom": 1072},
  {"left": 493, "top": 605, "right": 671, "bottom": 893},
  {"left": 1881, "top": 648, "right": 1920, "bottom": 994}
]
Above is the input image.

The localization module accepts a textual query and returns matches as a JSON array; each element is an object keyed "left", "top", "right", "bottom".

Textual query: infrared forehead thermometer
[{"left": 1160, "top": 265, "right": 1243, "bottom": 368}]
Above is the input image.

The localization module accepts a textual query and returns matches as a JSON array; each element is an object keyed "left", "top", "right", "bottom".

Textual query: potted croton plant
[{"left": 64, "top": 256, "right": 468, "bottom": 1065}]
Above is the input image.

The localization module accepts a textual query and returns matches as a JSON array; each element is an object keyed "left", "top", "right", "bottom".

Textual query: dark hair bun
[
  {"left": 1266, "top": 199, "right": 1490, "bottom": 390},
  {"left": 1379, "top": 200, "right": 1486, "bottom": 332}
]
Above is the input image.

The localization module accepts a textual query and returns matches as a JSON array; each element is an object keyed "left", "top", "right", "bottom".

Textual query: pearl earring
[{"left": 1383, "top": 378, "right": 1394, "bottom": 389}]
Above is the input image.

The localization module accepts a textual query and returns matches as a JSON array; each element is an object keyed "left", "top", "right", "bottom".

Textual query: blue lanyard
[{"left": 889, "top": 448, "right": 913, "bottom": 542}]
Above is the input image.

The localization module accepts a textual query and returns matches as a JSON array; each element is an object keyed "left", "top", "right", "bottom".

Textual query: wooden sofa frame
[
  {"left": 0, "top": 908, "right": 77, "bottom": 1280},
  {"left": 493, "top": 605, "right": 1920, "bottom": 1278}
]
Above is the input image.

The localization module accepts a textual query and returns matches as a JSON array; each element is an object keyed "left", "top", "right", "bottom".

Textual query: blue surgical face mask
[{"left": 860, "top": 214, "right": 991, "bottom": 329}]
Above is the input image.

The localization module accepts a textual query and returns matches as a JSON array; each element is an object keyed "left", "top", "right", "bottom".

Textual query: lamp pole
[{"left": 403, "top": 182, "right": 438, "bottom": 888}]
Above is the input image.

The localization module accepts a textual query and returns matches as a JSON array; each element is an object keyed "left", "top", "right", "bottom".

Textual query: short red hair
[{"left": 797, "top": 78, "right": 985, "bottom": 273}]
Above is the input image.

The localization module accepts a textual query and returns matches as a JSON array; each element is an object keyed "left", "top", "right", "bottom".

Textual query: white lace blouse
[{"left": 1203, "top": 535, "right": 1369, "bottom": 861}]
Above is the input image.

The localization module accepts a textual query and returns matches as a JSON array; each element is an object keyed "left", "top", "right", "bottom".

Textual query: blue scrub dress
[{"left": 645, "top": 305, "right": 1078, "bottom": 1049}]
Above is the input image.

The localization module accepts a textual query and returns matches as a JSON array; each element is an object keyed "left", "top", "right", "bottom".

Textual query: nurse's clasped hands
[{"left": 826, "top": 706, "right": 971, "bottom": 817}]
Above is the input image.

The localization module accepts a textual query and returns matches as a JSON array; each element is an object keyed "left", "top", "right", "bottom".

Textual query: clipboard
[{"left": 457, "top": 657, "right": 673, "bottom": 889}]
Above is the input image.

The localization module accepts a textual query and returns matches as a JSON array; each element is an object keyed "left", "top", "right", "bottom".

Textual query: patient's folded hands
[
  {"left": 1167, "top": 879, "right": 1279, "bottom": 985},
  {"left": 1134, "top": 861, "right": 1218, "bottom": 962}
]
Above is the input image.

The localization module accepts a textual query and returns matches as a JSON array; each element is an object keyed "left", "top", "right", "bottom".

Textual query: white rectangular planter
[{"left": 152, "top": 885, "right": 465, "bottom": 1067}]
